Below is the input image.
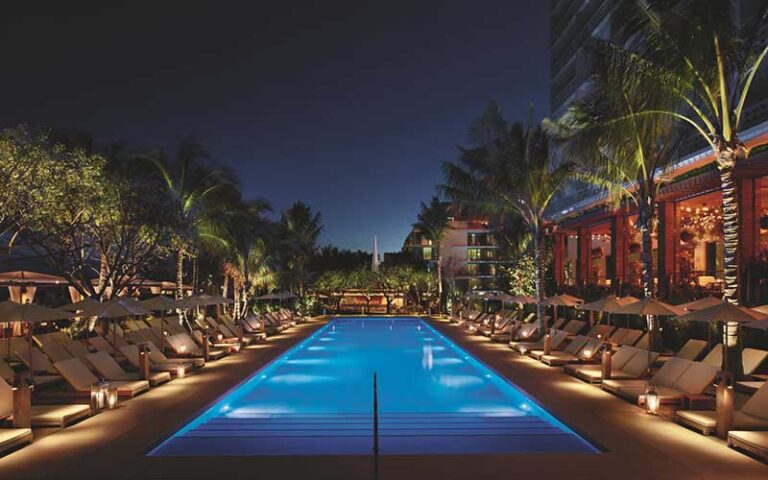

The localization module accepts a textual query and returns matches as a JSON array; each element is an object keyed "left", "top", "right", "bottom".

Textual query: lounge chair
[
  {"left": 144, "top": 341, "right": 204, "bottom": 368},
  {"left": 86, "top": 351, "right": 171, "bottom": 387},
  {"left": 0, "top": 428, "right": 32, "bottom": 456},
  {"left": 119, "top": 344, "right": 195, "bottom": 375},
  {"left": 565, "top": 345, "right": 643, "bottom": 383},
  {"left": 539, "top": 336, "right": 601, "bottom": 366},
  {"left": 0, "top": 378, "right": 90, "bottom": 427},
  {"left": 587, "top": 324, "right": 616, "bottom": 339},
  {"left": 678, "top": 381, "right": 768, "bottom": 435},
  {"left": 14, "top": 346, "right": 61, "bottom": 377},
  {"left": 561, "top": 320, "right": 586, "bottom": 335},
  {"left": 166, "top": 333, "right": 227, "bottom": 360},
  {"left": 62, "top": 341, "right": 92, "bottom": 360},
  {"left": 507, "top": 322, "right": 540, "bottom": 344},
  {"left": 0, "top": 358, "right": 61, "bottom": 388},
  {"left": 604, "top": 358, "right": 719, "bottom": 406},
  {"left": 35, "top": 336, "right": 71, "bottom": 363},
  {"left": 88, "top": 336, "right": 117, "bottom": 355},
  {"left": 523, "top": 330, "right": 569, "bottom": 358},
  {"left": 728, "top": 431, "right": 768, "bottom": 462},
  {"left": 53, "top": 358, "right": 149, "bottom": 397},
  {"left": 619, "top": 329, "right": 644, "bottom": 346},
  {"left": 671, "top": 339, "right": 709, "bottom": 361}
]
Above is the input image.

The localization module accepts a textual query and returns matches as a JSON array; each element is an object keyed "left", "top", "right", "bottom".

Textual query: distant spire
[{"left": 372, "top": 236, "right": 380, "bottom": 272}]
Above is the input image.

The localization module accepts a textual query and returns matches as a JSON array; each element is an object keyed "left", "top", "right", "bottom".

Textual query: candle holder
[
  {"left": 645, "top": 385, "right": 660, "bottom": 415},
  {"left": 106, "top": 386, "right": 119, "bottom": 410},
  {"left": 90, "top": 381, "right": 109, "bottom": 411}
]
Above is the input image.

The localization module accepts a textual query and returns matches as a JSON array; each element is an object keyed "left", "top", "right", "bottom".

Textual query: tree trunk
[
  {"left": 533, "top": 226, "right": 546, "bottom": 339},
  {"left": 176, "top": 248, "right": 185, "bottom": 300},
  {"left": 233, "top": 277, "right": 241, "bottom": 319},
  {"left": 222, "top": 273, "right": 230, "bottom": 315},
  {"left": 96, "top": 253, "right": 108, "bottom": 300},
  {"left": 636, "top": 187, "right": 663, "bottom": 351},
  {"left": 436, "top": 252, "right": 443, "bottom": 314},
  {"left": 717, "top": 142, "right": 745, "bottom": 377}
]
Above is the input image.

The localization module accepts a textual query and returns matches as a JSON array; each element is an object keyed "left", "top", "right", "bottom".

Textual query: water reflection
[
  {"left": 422, "top": 344, "right": 433, "bottom": 370},
  {"left": 438, "top": 374, "right": 483, "bottom": 388}
]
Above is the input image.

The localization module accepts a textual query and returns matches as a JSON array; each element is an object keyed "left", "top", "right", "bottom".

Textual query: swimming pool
[{"left": 149, "top": 317, "right": 598, "bottom": 456}]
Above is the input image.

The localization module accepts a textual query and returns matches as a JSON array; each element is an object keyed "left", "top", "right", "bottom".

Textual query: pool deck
[{"left": 0, "top": 315, "right": 765, "bottom": 479}]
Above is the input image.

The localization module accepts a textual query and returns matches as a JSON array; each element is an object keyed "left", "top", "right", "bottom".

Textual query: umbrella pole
[{"left": 27, "top": 323, "right": 34, "bottom": 383}]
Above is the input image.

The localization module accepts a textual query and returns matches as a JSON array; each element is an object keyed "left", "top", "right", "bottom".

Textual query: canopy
[
  {"left": 140, "top": 295, "right": 180, "bottom": 311},
  {"left": 677, "top": 296, "right": 725, "bottom": 312},
  {"left": 579, "top": 295, "right": 638, "bottom": 313},
  {"left": 499, "top": 293, "right": 536, "bottom": 304},
  {"left": 674, "top": 301, "right": 768, "bottom": 324},
  {"left": 59, "top": 298, "right": 101, "bottom": 312},
  {"left": 78, "top": 298, "right": 150, "bottom": 318},
  {"left": 0, "top": 271, "right": 68, "bottom": 286},
  {"left": 0, "top": 301, "right": 76, "bottom": 322},
  {"left": 612, "top": 297, "right": 685, "bottom": 317},
  {"left": 544, "top": 293, "right": 583, "bottom": 307}
]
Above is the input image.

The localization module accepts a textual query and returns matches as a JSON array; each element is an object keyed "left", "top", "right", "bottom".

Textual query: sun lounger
[
  {"left": 166, "top": 333, "right": 226, "bottom": 360},
  {"left": 565, "top": 345, "right": 640, "bottom": 383},
  {"left": 88, "top": 336, "right": 118, "bottom": 356},
  {"left": 561, "top": 320, "right": 586, "bottom": 335},
  {"left": 618, "top": 329, "right": 644, "bottom": 346},
  {"left": 144, "top": 341, "right": 204, "bottom": 368},
  {"left": 0, "top": 378, "right": 90, "bottom": 427},
  {"left": 523, "top": 330, "right": 569, "bottom": 358},
  {"left": 678, "top": 381, "right": 768, "bottom": 435},
  {"left": 86, "top": 351, "right": 171, "bottom": 387},
  {"left": 53, "top": 358, "right": 149, "bottom": 397},
  {"left": 540, "top": 336, "right": 601, "bottom": 366},
  {"left": 508, "top": 322, "right": 540, "bottom": 343},
  {"left": 14, "top": 346, "right": 60, "bottom": 376},
  {"left": 0, "top": 428, "right": 32, "bottom": 456},
  {"left": 587, "top": 324, "right": 615, "bottom": 339},
  {"left": 119, "top": 344, "right": 195, "bottom": 375},
  {"left": 728, "top": 431, "right": 768, "bottom": 462},
  {"left": 35, "top": 336, "right": 71, "bottom": 363},
  {"left": 604, "top": 358, "right": 718, "bottom": 406},
  {"left": 0, "top": 358, "right": 61, "bottom": 388},
  {"left": 671, "top": 339, "right": 709, "bottom": 361},
  {"left": 606, "top": 327, "right": 629, "bottom": 344},
  {"left": 62, "top": 341, "right": 92, "bottom": 360}
]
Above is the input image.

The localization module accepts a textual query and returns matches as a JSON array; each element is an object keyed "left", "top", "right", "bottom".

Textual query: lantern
[
  {"left": 645, "top": 385, "right": 660, "bottom": 415},
  {"left": 176, "top": 365, "right": 186, "bottom": 379},
  {"left": 106, "top": 386, "right": 119, "bottom": 410},
  {"left": 90, "top": 381, "right": 109, "bottom": 410}
]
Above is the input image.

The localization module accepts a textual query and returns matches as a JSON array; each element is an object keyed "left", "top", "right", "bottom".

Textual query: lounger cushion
[
  {"left": 728, "top": 430, "right": 768, "bottom": 457},
  {"left": 670, "top": 362, "right": 718, "bottom": 395},
  {"left": 676, "top": 339, "right": 708, "bottom": 361},
  {"left": 0, "top": 428, "right": 32, "bottom": 453},
  {"left": 742, "top": 381, "right": 768, "bottom": 420},
  {"left": 30, "top": 404, "right": 91, "bottom": 427}
]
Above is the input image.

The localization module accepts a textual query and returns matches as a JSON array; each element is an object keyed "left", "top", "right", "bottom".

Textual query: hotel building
[{"left": 548, "top": 0, "right": 768, "bottom": 304}]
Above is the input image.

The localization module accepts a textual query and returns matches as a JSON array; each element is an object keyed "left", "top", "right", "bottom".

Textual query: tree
[
  {"left": 412, "top": 197, "right": 451, "bottom": 313},
  {"left": 441, "top": 103, "right": 574, "bottom": 337},
  {"left": 609, "top": 0, "right": 768, "bottom": 304},
  {"left": 348, "top": 268, "right": 377, "bottom": 314},
  {"left": 594, "top": 0, "right": 768, "bottom": 374},
  {"left": 279, "top": 202, "right": 323, "bottom": 297},
  {"left": 142, "top": 139, "right": 237, "bottom": 302},
  {"left": 309, "top": 246, "right": 371, "bottom": 273},
  {"left": 376, "top": 266, "right": 416, "bottom": 314},
  {"left": 314, "top": 270, "right": 350, "bottom": 313},
  {"left": 548, "top": 38, "right": 684, "bottom": 349}
]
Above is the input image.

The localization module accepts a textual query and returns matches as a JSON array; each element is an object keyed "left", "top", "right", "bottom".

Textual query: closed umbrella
[
  {"left": 0, "top": 301, "right": 76, "bottom": 379},
  {"left": 674, "top": 301, "right": 767, "bottom": 374}
]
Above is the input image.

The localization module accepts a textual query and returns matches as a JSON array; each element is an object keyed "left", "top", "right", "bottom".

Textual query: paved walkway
[{"left": 0, "top": 316, "right": 765, "bottom": 479}]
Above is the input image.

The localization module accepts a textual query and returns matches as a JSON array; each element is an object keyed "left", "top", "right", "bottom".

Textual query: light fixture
[
  {"left": 176, "top": 365, "right": 186, "bottom": 379},
  {"left": 106, "top": 386, "right": 119, "bottom": 410},
  {"left": 724, "top": 321, "right": 739, "bottom": 348},
  {"left": 601, "top": 346, "right": 612, "bottom": 380},
  {"left": 645, "top": 385, "right": 660, "bottom": 415},
  {"left": 217, "top": 333, "right": 224, "bottom": 341},
  {"left": 179, "top": 344, "right": 187, "bottom": 353},
  {"left": 519, "top": 345, "right": 528, "bottom": 356}
]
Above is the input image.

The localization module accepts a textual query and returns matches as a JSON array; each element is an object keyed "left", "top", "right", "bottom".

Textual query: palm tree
[
  {"left": 606, "top": 0, "right": 768, "bottom": 304},
  {"left": 549, "top": 40, "right": 684, "bottom": 350},
  {"left": 441, "top": 104, "right": 574, "bottom": 337},
  {"left": 143, "top": 139, "right": 237, "bottom": 302},
  {"left": 412, "top": 197, "right": 451, "bottom": 313},
  {"left": 279, "top": 202, "right": 323, "bottom": 297}
]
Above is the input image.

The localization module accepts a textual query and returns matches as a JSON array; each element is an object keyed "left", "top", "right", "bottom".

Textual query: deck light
[
  {"left": 217, "top": 333, "right": 224, "bottom": 341},
  {"left": 106, "top": 386, "right": 119, "bottom": 410},
  {"left": 601, "top": 345, "right": 612, "bottom": 380},
  {"left": 645, "top": 385, "right": 660, "bottom": 415},
  {"left": 179, "top": 344, "right": 187, "bottom": 353},
  {"left": 519, "top": 345, "right": 528, "bottom": 356}
]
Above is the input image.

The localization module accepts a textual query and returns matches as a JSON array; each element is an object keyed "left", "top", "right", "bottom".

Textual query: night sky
[{"left": 0, "top": 1, "right": 549, "bottom": 253}]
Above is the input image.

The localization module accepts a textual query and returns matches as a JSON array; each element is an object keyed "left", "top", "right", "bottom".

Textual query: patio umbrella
[
  {"left": 79, "top": 299, "right": 151, "bottom": 350},
  {"left": 59, "top": 298, "right": 101, "bottom": 313},
  {"left": 140, "top": 296, "right": 180, "bottom": 353},
  {"left": 495, "top": 293, "right": 535, "bottom": 304},
  {"left": 544, "top": 294, "right": 583, "bottom": 328},
  {"left": 0, "top": 301, "right": 76, "bottom": 379},
  {"left": 674, "top": 302, "right": 768, "bottom": 373},
  {"left": 750, "top": 304, "right": 768, "bottom": 316},
  {"left": 612, "top": 297, "right": 685, "bottom": 353},
  {"left": 677, "top": 296, "right": 725, "bottom": 312},
  {"left": 579, "top": 295, "right": 638, "bottom": 326}
]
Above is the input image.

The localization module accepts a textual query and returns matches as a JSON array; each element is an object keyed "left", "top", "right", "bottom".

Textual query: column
[
  {"left": 553, "top": 232, "right": 567, "bottom": 287},
  {"left": 576, "top": 227, "right": 590, "bottom": 293},
  {"left": 657, "top": 202, "right": 676, "bottom": 299}
]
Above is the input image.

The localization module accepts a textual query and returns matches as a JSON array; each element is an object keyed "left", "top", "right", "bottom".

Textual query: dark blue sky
[{"left": 0, "top": 1, "right": 550, "bottom": 253}]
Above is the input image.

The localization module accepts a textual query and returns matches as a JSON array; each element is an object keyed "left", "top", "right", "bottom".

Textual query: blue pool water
[{"left": 149, "top": 317, "right": 597, "bottom": 456}]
